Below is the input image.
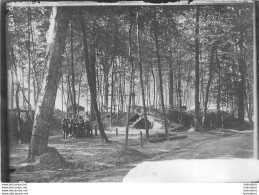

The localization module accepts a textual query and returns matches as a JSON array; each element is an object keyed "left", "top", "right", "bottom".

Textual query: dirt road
[{"left": 9, "top": 128, "right": 254, "bottom": 182}]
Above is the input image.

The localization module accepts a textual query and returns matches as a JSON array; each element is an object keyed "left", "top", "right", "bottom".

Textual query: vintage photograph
[{"left": 5, "top": 1, "right": 258, "bottom": 183}]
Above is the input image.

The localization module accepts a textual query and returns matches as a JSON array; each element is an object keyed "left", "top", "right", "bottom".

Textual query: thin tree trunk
[
  {"left": 119, "top": 57, "right": 124, "bottom": 112},
  {"left": 153, "top": 9, "right": 169, "bottom": 139},
  {"left": 61, "top": 73, "right": 64, "bottom": 112},
  {"left": 178, "top": 75, "right": 182, "bottom": 108},
  {"left": 28, "top": 7, "right": 71, "bottom": 159},
  {"left": 67, "top": 74, "right": 73, "bottom": 109},
  {"left": 125, "top": 9, "right": 135, "bottom": 146},
  {"left": 136, "top": 10, "right": 149, "bottom": 141},
  {"left": 110, "top": 30, "right": 118, "bottom": 126},
  {"left": 79, "top": 9, "right": 109, "bottom": 143},
  {"left": 246, "top": 80, "right": 253, "bottom": 122},
  {"left": 150, "top": 60, "right": 156, "bottom": 107},
  {"left": 132, "top": 77, "right": 135, "bottom": 109},
  {"left": 203, "top": 42, "right": 216, "bottom": 127},
  {"left": 216, "top": 51, "right": 221, "bottom": 127},
  {"left": 32, "top": 69, "right": 37, "bottom": 107},
  {"left": 70, "top": 19, "right": 77, "bottom": 116},
  {"left": 169, "top": 39, "right": 174, "bottom": 109},
  {"left": 194, "top": 6, "right": 200, "bottom": 131},
  {"left": 110, "top": 60, "right": 115, "bottom": 126},
  {"left": 104, "top": 51, "right": 109, "bottom": 111},
  {"left": 27, "top": 7, "right": 31, "bottom": 110},
  {"left": 237, "top": 35, "right": 246, "bottom": 123},
  {"left": 77, "top": 71, "right": 83, "bottom": 115}
]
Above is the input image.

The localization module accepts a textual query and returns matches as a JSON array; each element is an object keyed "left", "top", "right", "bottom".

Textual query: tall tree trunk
[
  {"left": 27, "top": 7, "right": 31, "bottom": 110},
  {"left": 200, "top": 43, "right": 204, "bottom": 109},
  {"left": 153, "top": 9, "right": 169, "bottom": 139},
  {"left": 28, "top": 7, "right": 71, "bottom": 159},
  {"left": 137, "top": 10, "right": 149, "bottom": 141},
  {"left": 110, "top": 60, "right": 115, "bottom": 126},
  {"left": 246, "top": 80, "right": 253, "bottom": 122},
  {"left": 203, "top": 42, "right": 216, "bottom": 126},
  {"left": 61, "top": 74, "right": 64, "bottom": 112},
  {"left": 177, "top": 75, "right": 182, "bottom": 108},
  {"left": 132, "top": 78, "right": 135, "bottom": 109},
  {"left": 104, "top": 51, "right": 109, "bottom": 111},
  {"left": 119, "top": 57, "right": 124, "bottom": 112},
  {"left": 110, "top": 30, "right": 118, "bottom": 126},
  {"left": 150, "top": 60, "right": 156, "bottom": 107},
  {"left": 194, "top": 6, "right": 200, "bottom": 131},
  {"left": 237, "top": 35, "right": 246, "bottom": 123},
  {"left": 70, "top": 19, "right": 77, "bottom": 116},
  {"left": 79, "top": 9, "right": 109, "bottom": 143},
  {"left": 169, "top": 39, "right": 174, "bottom": 109},
  {"left": 77, "top": 71, "right": 83, "bottom": 115},
  {"left": 216, "top": 51, "right": 221, "bottom": 127},
  {"left": 67, "top": 74, "right": 73, "bottom": 109},
  {"left": 125, "top": 9, "right": 135, "bottom": 146},
  {"left": 32, "top": 69, "right": 37, "bottom": 107}
]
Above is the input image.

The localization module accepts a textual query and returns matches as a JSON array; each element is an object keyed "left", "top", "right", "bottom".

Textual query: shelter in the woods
[
  {"left": 129, "top": 112, "right": 142, "bottom": 123},
  {"left": 131, "top": 115, "right": 163, "bottom": 130},
  {"left": 66, "top": 104, "right": 85, "bottom": 117}
]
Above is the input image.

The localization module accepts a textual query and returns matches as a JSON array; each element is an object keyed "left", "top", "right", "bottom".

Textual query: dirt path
[{"left": 9, "top": 129, "right": 254, "bottom": 182}]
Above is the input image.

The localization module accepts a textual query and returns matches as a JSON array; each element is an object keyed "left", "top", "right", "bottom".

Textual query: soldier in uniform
[
  {"left": 74, "top": 116, "right": 80, "bottom": 138},
  {"left": 71, "top": 115, "right": 77, "bottom": 138},
  {"left": 61, "top": 118, "right": 67, "bottom": 139},
  {"left": 68, "top": 118, "right": 73, "bottom": 138},
  {"left": 85, "top": 119, "right": 91, "bottom": 137},
  {"left": 78, "top": 116, "right": 86, "bottom": 138}
]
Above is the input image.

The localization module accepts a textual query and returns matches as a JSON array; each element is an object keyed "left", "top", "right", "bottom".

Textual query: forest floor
[{"left": 9, "top": 126, "right": 254, "bottom": 182}]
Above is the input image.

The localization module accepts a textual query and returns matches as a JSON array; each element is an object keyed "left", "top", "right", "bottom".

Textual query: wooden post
[
  {"left": 140, "top": 131, "right": 143, "bottom": 148},
  {"left": 116, "top": 128, "right": 118, "bottom": 136},
  {"left": 95, "top": 126, "right": 97, "bottom": 136}
]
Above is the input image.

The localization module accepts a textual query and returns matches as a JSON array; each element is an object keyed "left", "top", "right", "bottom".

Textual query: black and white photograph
[{"left": 2, "top": 0, "right": 259, "bottom": 185}]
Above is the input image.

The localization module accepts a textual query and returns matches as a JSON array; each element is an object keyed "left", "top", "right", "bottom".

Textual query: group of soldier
[{"left": 61, "top": 115, "right": 91, "bottom": 139}]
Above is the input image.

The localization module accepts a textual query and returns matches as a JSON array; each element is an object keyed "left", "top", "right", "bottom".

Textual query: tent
[
  {"left": 129, "top": 112, "right": 142, "bottom": 123},
  {"left": 131, "top": 115, "right": 163, "bottom": 130}
]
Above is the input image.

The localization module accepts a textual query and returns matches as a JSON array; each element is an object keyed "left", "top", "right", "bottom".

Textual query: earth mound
[
  {"left": 33, "top": 147, "right": 69, "bottom": 170},
  {"left": 105, "top": 147, "right": 151, "bottom": 166}
]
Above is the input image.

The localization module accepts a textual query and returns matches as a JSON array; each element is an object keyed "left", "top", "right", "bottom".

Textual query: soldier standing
[
  {"left": 71, "top": 115, "right": 76, "bottom": 138},
  {"left": 61, "top": 119, "right": 67, "bottom": 139}
]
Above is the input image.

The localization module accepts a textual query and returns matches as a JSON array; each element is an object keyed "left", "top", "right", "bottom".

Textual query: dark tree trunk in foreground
[
  {"left": 153, "top": 9, "right": 169, "bottom": 139},
  {"left": 61, "top": 73, "right": 64, "bottom": 112},
  {"left": 70, "top": 19, "right": 77, "bottom": 116},
  {"left": 125, "top": 9, "right": 135, "bottom": 146},
  {"left": 79, "top": 10, "right": 109, "bottom": 143},
  {"left": 203, "top": 42, "right": 216, "bottom": 126},
  {"left": 27, "top": 7, "right": 31, "bottom": 110},
  {"left": 194, "top": 6, "right": 200, "bottom": 131},
  {"left": 77, "top": 71, "right": 83, "bottom": 115},
  {"left": 28, "top": 7, "right": 71, "bottom": 159},
  {"left": 137, "top": 10, "right": 149, "bottom": 141}
]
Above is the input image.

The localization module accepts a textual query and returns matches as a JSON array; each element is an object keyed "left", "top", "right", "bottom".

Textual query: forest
[{"left": 7, "top": 4, "right": 254, "bottom": 161}]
